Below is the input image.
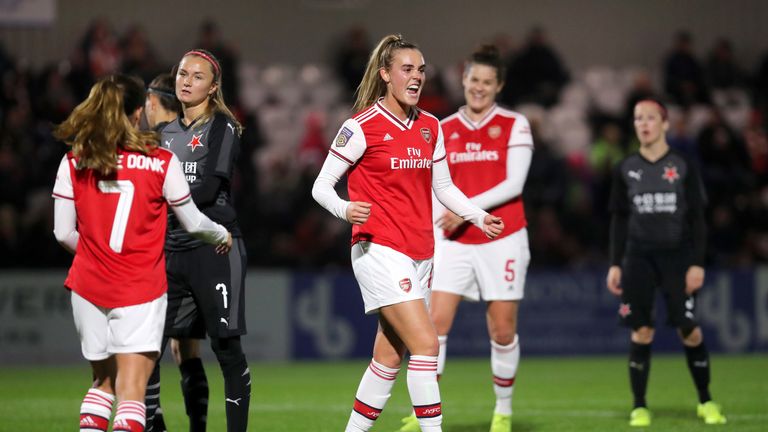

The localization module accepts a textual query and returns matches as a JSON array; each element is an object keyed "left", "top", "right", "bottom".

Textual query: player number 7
[{"left": 98, "top": 180, "right": 135, "bottom": 253}]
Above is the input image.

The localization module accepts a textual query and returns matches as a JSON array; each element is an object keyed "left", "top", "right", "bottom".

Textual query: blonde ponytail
[{"left": 353, "top": 34, "right": 418, "bottom": 112}]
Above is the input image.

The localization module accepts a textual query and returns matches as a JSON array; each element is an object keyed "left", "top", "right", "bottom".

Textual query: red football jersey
[
  {"left": 329, "top": 101, "right": 445, "bottom": 260},
  {"left": 53, "top": 147, "right": 188, "bottom": 308},
  {"left": 440, "top": 105, "right": 533, "bottom": 244}
]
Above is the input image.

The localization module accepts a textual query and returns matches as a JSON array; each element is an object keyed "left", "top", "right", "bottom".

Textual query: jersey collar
[
  {"left": 375, "top": 98, "right": 417, "bottom": 131},
  {"left": 458, "top": 104, "right": 498, "bottom": 130}
]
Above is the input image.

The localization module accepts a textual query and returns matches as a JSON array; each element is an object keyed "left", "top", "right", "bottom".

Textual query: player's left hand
[
  {"left": 685, "top": 265, "right": 705, "bottom": 295},
  {"left": 482, "top": 214, "right": 504, "bottom": 239},
  {"left": 436, "top": 210, "right": 464, "bottom": 234},
  {"left": 216, "top": 232, "right": 233, "bottom": 255}
]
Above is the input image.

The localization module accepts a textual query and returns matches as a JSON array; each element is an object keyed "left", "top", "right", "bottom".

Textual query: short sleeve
[
  {"left": 52, "top": 155, "right": 74, "bottom": 200},
  {"left": 508, "top": 115, "right": 534, "bottom": 147},
  {"left": 328, "top": 119, "right": 366, "bottom": 166}
]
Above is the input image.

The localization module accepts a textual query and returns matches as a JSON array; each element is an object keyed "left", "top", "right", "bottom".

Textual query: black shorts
[
  {"left": 164, "top": 237, "right": 247, "bottom": 339},
  {"left": 618, "top": 248, "right": 698, "bottom": 330}
]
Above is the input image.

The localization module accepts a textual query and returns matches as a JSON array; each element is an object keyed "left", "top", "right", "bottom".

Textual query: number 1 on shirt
[{"left": 98, "top": 180, "right": 135, "bottom": 253}]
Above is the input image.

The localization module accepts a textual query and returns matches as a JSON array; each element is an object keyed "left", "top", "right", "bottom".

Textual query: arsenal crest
[
  {"left": 399, "top": 278, "right": 412, "bottom": 293},
  {"left": 662, "top": 165, "right": 680, "bottom": 184},
  {"left": 420, "top": 128, "right": 431, "bottom": 144},
  {"left": 488, "top": 125, "right": 502, "bottom": 139}
]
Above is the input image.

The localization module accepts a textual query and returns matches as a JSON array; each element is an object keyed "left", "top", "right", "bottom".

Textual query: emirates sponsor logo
[
  {"left": 391, "top": 147, "right": 432, "bottom": 170},
  {"left": 449, "top": 142, "right": 499, "bottom": 164}
]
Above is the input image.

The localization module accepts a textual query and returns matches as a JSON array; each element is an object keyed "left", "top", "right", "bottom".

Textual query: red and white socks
[
  {"left": 436, "top": 335, "right": 448, "bottom": 380},
  {"left": 491, "top": 335, "right": 520, "bottom": 416},
  {"left": 345, "top": 359, "right": 399, "bottom": 432},
  {"left": 79, "top": 388, "right": 115, "bottom": 431},
  {"left": 112, "top": 400, "right": 146, "bottom": 432},
  {"left": 408, "top": 355, "right": 442, "bottom": 431}
]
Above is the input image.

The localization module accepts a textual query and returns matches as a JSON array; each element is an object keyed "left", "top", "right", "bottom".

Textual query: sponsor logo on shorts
[{"left": 399, "top": 278, "right": 412, "bottom": 293}]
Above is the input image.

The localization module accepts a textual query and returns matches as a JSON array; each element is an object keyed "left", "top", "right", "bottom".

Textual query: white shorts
[
  {"left": 71, "top": 291, "right": 167, "bottom": 361},
  {"left": 433, "top": 228, "right": 530, "bottom": 302},
  {"left": 351, "top": 241, "right": 433, "bottom": 314}
]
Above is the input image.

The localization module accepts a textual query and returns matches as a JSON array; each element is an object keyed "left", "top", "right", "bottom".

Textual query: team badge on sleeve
[
  {"left": 336, "top": 127, "right": 354, "bottom": 147},
  {"left": 420, "top": 128, "right": 431, "bottom": 144},
  {"left": 399, "top": 278, "right": 412, "bottom": 293}
]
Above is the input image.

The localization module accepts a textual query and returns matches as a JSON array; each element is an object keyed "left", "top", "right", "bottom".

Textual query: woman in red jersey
[
  {"left": 52, "top": 74, "right": 230, "bottom": 432},
  {"left": 313, "top": 34, "right": 504, "bottom": 432},
  {"left": 398, "top": 45, "right": 534, "bottom": 432}
]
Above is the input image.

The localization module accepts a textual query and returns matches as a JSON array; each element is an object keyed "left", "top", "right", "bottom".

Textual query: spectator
[
  {"left": 333, "top": 26, "right": 371, "bottom": 101},
  {"left": 706, "top": 38, "right": 746, "bottom": 90},
  {"left": 663, "top": 31, "right": 708, "bottom": 107},
  {"left": 502, "top": 27, "right": 569, "bottom": 107}
]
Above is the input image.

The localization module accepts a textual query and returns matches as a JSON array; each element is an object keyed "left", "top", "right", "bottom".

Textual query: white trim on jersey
[
  {"left": 375, "top": 100, "right": 416, "bottom": 130},
  {"left": 470, "top": 146, "right": 533, "bottom": 210},
  {"left": 312, "top": 118, "right": 370, "bottom": 222},
  {"left": 312, "top": 153, "right": 352, "bottom": 221},
  {"left": 52, "top": 155, "right": 74, "bottom": 200},
  {"left": 457, "top": 104, "right": 500, "bottom": 130},
  {"left": 54, "top": 198, "right": 79, "bottom": 254},
  {"left": 162, "top": 153, "right": 192, "bottom": 205}
]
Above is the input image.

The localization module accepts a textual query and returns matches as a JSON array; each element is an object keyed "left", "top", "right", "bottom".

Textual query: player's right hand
[
  {"left": 606, "top": 265, "right": 622, "bottom": 296},
  {"left": 216, "top": 232, "right": 232, "bottom": 255},
  {"left": 346, "top": 201, "right": 372, "bottom": 225}
]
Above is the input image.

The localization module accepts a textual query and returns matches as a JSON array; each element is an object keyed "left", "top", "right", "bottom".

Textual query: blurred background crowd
[{"left": 2, "top": 17, "right": 768, "bottom": 271}]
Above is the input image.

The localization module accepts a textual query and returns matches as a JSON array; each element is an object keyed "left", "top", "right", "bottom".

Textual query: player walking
[{"left": 313, "top": 34, "right": 504, "bottom": 432}]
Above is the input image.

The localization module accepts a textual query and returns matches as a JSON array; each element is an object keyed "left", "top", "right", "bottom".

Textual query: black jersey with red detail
[
  {"left": 609, "top": 149, "right": 707, "bottom": 263},
  {"left": 162, "top": 113, "right": 241, "bottom": 251}
]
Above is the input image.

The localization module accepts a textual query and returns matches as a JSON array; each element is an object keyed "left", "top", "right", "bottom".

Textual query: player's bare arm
[
  {"left": 685, "top": 265, "right": 705, "bottom": 295},
  {"left": 607, "top": 265, "right": 623, "bottom": 296}
]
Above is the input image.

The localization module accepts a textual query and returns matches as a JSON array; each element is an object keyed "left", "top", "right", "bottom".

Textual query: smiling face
[
  {"left": 175, "top": 55, "right": 217, "bottom": 108},
  {"left": 634, "top": 101, "right": 669, "bottom": 146},
  {"left": 380, "top": 48, "right": 426, "bottom": 110},
  {"left": 463, "top": 63, "right": 503, "bottom": 115}
]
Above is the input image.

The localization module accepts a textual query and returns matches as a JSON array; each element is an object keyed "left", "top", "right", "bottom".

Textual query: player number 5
[
  {"left": 98, "top": 180, "right": 135, "bottom": 253},
  {"left": 505, "top": 259, "right": 516, "bottom": 282}
]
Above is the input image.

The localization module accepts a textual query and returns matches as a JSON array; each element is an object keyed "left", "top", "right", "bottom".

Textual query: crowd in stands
[{"left": 2, "top": 21, "right": 768, "bottom": 270}]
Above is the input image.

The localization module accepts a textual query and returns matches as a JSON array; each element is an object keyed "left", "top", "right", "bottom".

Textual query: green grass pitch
[{"left": 1, "top": 354, "right": 765, "bottom": 431}]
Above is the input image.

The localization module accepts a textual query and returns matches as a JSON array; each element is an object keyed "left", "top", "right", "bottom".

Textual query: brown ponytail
[
  {"left": 467, "top": 44, "right": 505, "bottom": 84},
  {"left": 54, "top": 74, "right": 158, "bottom": 176}
]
